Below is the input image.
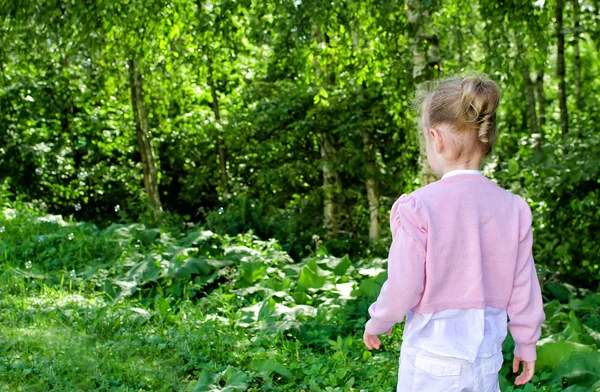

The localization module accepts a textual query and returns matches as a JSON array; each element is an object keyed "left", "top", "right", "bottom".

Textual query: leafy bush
[{"left": 1, "top": 205, "right": 599, "bottom": 391}]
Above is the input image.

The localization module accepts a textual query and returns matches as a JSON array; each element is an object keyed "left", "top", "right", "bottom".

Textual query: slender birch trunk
[
  {"left": 524, "top": 68, "right": 538, "bottom": 136},
  {"left": 195, "top": 0, "right": 229, "bottom": 199},
  {"left": 573, "top": 0, "right": 581, "bottom": 109},
  {"left": 536, "top": 71, "right": 546, "bottom": 128},
  {"left": 320, "top": 130, "right": 341, "bottom": 238},
  {"left": 353, "top": 26, "right": 380, "bottom": 242},
  {"left": 207, "top": 57, "right": 229, "bottom": 197},
  {"left": 312, "top": 23, "right": 342, "bottom": 238},
  {"left": 407, "top": 0, "right": 440, "bottom": 185},
  {"left": 128, "top": 58, "right": 163, "bottom": 218},
  {"left": 556, "top": 0, "right": 569, "bottom": 135},
  {"left": 536, "top": 71, "right": 546, "bottom": 149},
  {"left": 514, "top": 32, "right": 538, "bottom": 136},
  {"left": 363, "top": 128, "right": 380, "bottom": 242}
]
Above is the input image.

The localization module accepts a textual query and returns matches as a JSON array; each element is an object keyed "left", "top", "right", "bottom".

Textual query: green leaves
[
  {"left": 536, "top": 339, "right": 594, "bottom": 371},
  {"left": 193, "top": 367, "right": 249, "bottom": 392},
  {"left": 550, "top": 352, "right": 600, "bottom": 388},
  {"left": 4, "top": 202, "right": 600, "bottom": 392},
  {"left": 297, "top": 259, "right": 331, "bottom": 291},
  {"left": 249, "top": 359, "right": 292, "bottom": 379}
]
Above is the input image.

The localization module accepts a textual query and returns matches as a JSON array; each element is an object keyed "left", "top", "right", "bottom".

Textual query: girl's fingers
[
  {"left": 363, "top": 332, "right": 373, "bottom": 350},
  {"left": 514, "top": 361, "right": 535, "bottom": 385},
  {"left": 373, "top": 337, "right": 381, "bottom": 349},
  {"left": 514, "top": 370, "right": 532, "bottom": 386},
  {"left": 512, "top": 356, "right": 520, "bottom": 373},
  {"left": 363, "top": 331, "right": 385, "bottom": 350},
  {"left": 364, "top": 336, "right": 380, "bottom": 350}
]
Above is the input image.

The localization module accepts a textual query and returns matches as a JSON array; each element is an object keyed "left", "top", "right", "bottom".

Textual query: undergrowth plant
[{"left": 0, "top": 204, "right": 599, "bottom": 391}]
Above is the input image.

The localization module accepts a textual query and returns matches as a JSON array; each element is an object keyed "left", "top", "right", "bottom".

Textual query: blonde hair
[{"left": 414, "top": 73, "right": 501, "bottom": 156}]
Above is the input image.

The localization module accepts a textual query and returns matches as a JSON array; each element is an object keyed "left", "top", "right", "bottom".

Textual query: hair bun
[
  {"left": 460, "top": 75, "right": 501, "bottom": 145},
  {"left": 414, "top": 72, "right": 502, "bottom": 156}
]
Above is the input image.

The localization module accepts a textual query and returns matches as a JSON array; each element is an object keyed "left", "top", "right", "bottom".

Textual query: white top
[
  {"left": 441, "top": 169, "right": 483, "bottom": 179},
  {"left": 401, "top": 169, "right": 508, "bottom": 362}
]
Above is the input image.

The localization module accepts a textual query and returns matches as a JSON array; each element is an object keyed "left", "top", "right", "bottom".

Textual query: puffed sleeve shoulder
[
  {"left": 515, "top": 195, "right": 533, "bottom": 242},
  {"left": 364, "top": 194, "right": 428, "bottom": 335},
  {"left": 389, "top": 194, "right": 428, "bottom": 243}
]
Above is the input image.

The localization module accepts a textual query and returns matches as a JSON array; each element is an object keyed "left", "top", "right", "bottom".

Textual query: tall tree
[
  {"left": 514, "top": 31, "right": 538, "bottom": 136},
  {"left": 207, "top": 58, "right": 229, "bottom": 197},
  {"left": 573, "top": 0, "right": 581, "bottom": 109},
  {"left": 312, "top": 23, "right": 343, "bottom": 238},
  {"left": 128, "top": 58, "right": 163, "bottom": 217},
  {"left": 406, "top": 0, "right": 440, "bottom": 185},
  {"left": 194, "top": 0, "right": 230, "bottom": 199},
  {"left": 352, "top": 14, "right": 380, "bottom": 243},
  {"left": 536, "top": 70, "right": 546, "bottom": 146},
  {"left": 556, "top": 0, "right": 569, "bottom": 135}
]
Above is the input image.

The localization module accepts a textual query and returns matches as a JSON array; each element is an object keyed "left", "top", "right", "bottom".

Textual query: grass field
[{"left": 1, "top": 206, "right": 598, "bottom": 391}]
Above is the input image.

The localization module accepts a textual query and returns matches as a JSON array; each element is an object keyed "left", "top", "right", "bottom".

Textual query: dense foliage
[
  {"left": 3, "top": 0, "right": 598, "bottom": 281},
  {"left": 2, "top": 0, "right": 600, "bottom": 390},
  {"left": 1, "top": 204, "right": 599, "bottom": 391}
]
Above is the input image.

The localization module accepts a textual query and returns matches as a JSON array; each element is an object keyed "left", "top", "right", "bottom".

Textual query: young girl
[{"left": 363, "top": 74, "right": 545, "bottom": 391}]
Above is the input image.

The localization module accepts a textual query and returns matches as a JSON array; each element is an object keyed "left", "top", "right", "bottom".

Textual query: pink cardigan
[{"left": 365, "top": 173, "right": 545, "bottom": 361}]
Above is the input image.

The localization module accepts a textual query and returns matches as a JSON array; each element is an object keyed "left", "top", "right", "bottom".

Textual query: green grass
[{"left": 0, "top": 206, "right": 599, "bottom": 391}]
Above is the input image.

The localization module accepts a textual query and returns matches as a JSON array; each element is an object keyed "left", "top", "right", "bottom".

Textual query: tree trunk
[
  {"left": 363, "top": 129, "right": 380, "bottom": 242},
  {"left": 195, "top": 0, "right": 228, "bottom": 199},
  {"left": 353, "top": 26, "right": 380, "bottom": 243},
  {"left": 514, "top": 32, "right": 538, "bottom": 136},
  {"left": 407, "top": 0, "right": 440, "bottom": 185},
  {"left": 556, "top": 0, "right": 569, "bottom": 135},
  {"left": 320, "top": 131, "right": 341, "bottom": 238},
  {"left": 536, "top": 71, "right": 546, "bottom": 128},
  {"left": 573, "top": 0, "right": 581, "bottom": 109},
  {"left": 313, "top": 23, "right": 342, "bottom": 238},
  {"left": 536, "top": 71, "right": 546, "bottom": 149},
  {"left": 523, "top": 68, "right": 538, "bottom": 136},
  {"left": 207, "top": 58, "right": 229, "bottom": 198},
  {"left": 128, "top": 58, "right": 163, "bottom": 218}
]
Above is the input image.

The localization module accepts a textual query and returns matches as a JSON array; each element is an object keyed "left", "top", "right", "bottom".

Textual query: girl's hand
[
  {"left": 363, "top": 327, "right": 392, "bottom": 350},
  {"left": 513, "top": 355, "right": 535, "bottom": 385}
]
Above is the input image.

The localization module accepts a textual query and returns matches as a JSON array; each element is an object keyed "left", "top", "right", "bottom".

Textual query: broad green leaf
[
  {"left": 175, "top": 257, "right": 212, "bottom": 279},
  {"left": 193, "top": 370, "right": 219, "bottom": 392},
  {"left": 536, "top": 338, "right": 594, "bottom": 371},
  {"left": 297, "top": 260, "right": 330, "bottom": 291},
  {"left": 155, "top": 297, "right": 170, "bottom": 319},
  {"left": 250, "top": 359, "right": 292, "bottom": 379},
  {"left": 550, "top": 351, "right": 600, "bottom": 388},
  {"left": 220, "top": 367, "right": 249, "bottom": 392}
]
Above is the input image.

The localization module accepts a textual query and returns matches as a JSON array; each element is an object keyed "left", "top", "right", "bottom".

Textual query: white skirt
[{"left": 397, "top": 344, "right": 503, "bottom": 392}]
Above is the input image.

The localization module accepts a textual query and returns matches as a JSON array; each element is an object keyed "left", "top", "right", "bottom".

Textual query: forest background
[{"left": 1, "top": 0, "right": 599, "bottom": 391}]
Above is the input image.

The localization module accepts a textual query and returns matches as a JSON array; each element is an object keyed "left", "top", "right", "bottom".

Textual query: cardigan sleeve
[
  {"left": 507, "top": 198, "right": 546, "bottom": 362},
  {"left": 365, "top": 194, "right": 427, "bottom": 335}
]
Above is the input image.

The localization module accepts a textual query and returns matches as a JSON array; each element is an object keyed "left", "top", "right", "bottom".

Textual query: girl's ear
[{"left": 429, "top": 128, "right": 444, "bottom": 153}]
